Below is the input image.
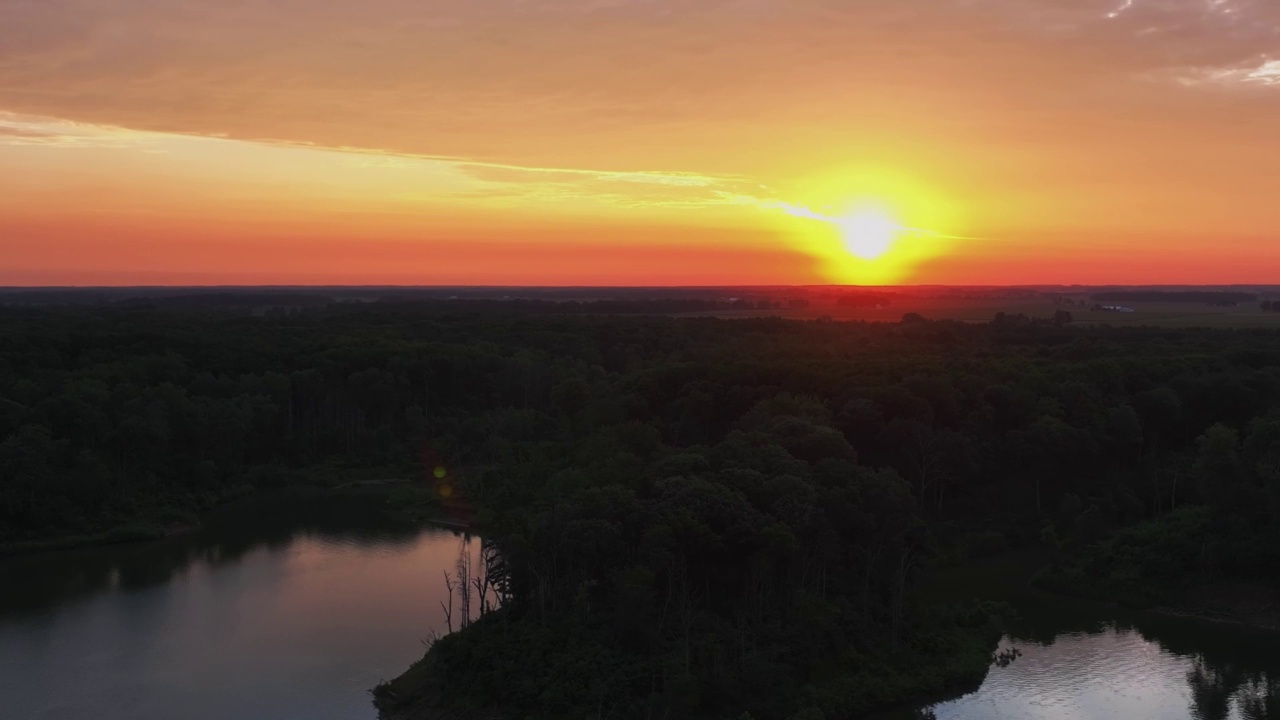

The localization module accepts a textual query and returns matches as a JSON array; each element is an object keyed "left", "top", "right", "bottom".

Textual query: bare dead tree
[
  {"left": 481, "top": 541, "right": 510, "bottom": 607},
  {"left": 456, "top": 537, "right": 473, "bottom": 629},
  {"left": 471, "top": 559, "right": 495, "bottom": 618},
  {"left": 440, "top": 570, "right": 455, "bottom": 634}
]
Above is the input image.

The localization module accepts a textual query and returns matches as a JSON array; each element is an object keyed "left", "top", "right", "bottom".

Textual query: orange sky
[{"left": 3, "top": 0, "right": 1279, "bottom": 286}]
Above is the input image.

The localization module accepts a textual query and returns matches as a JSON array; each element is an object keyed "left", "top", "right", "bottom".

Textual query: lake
[
  {"left": 0, "top": 491, "right": 473, "bottom": 720},
  {"left": 3, "top": 499, "right": 1277, "bottom": 720}
]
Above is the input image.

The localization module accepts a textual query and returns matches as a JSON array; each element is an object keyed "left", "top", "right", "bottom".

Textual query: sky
[{"left": 3, "top": 0, "right": 1279, "bottom": 286}]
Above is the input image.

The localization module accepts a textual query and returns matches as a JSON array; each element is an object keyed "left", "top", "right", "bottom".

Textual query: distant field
[
  {"left": 674, "top": 298, "right": 1280, "bottom": 328},
  {"left": 1070, "top": 302, "right": 1280, "bottom": 328}
]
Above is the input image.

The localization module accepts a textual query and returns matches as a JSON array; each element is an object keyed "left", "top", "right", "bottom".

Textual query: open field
[
  {"left": 1069, "top": 302, "right": 1280, "bottom": 328},
  {"left": 674, "top": 297, "right": 1280, "bottom": 328}
]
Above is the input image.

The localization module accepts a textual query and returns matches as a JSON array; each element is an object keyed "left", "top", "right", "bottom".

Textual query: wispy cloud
[
  {"left": 0, "top": 112, "right": 158, "bottom": 148},
  {"left": 1176, "top": 57, "right": 1280, "bottom": 87},
  {"left": 964, "top": 0, "right": 1280, "bottom": 91},
  {"left": 0, "top": 110, "right": 777, "bottom": 213},
  {"left": 257, "top": 137, "right": 767, "bottom": 208},
  {"left": 1107, "top": 0, "right": 1137, "bottom": 20}
]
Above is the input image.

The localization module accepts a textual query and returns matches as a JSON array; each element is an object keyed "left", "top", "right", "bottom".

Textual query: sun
[
  {"left": 837, "top": 210, "right": 901, "bottom": 260},
  {"left": 776, "top": 201, "right": 906, "bottom": 262},
  {"left": 771, "top": 169, "right": 966, "bottom": 284}
]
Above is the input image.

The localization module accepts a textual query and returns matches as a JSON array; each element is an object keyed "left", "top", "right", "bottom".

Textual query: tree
[
  {"left": 1192, "top": 424, "right": 1243, "bottom": 511},
  {"left": 1105, "top": 404, "right": 1143, "bottom": 466},
  {"left": 1018, "top": 415, "right": 1096, "bottom": 514},
  {"left": 551, "top": 377, "right": 590, "bottom": 419},
  {"left": 0, "top": 424, "right": 59, "bottom": 533},
  {"left": 1242, "top": 415, "right": 1280, "bottom": 522}
]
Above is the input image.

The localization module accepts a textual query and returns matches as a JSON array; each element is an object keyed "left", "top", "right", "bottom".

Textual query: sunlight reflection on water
[
  {"left": 0, "top": 493, "right": 477, "bottom": 720},
  {"left": 908, "top": 614, "right": 1279, "bottom": 720}
]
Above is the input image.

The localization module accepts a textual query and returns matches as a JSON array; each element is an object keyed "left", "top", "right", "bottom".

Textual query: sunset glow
[{"left": 4, "top": 0, "right": 1280, "bottom": 285}]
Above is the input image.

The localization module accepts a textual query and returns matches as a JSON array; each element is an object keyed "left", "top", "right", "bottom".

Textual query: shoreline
[
  {"left": 0, "top": 525, "right": 170, "bottom": 558},
  {"left": 1032, "top": 568, "right": 1280, "bottom": 635},
  {"left": 376, "top": 550, "right": 1279, "bottom": 720},
  {"left": 0, "top": 478, "right": 430, "bottom": 559},
  {"left": 930, "top": 549, "right": 1280, "bottom": 635},
  {"left": 374, "top": 627, "right": 1001, "bottom": 720},
  {"left": 1149, "top": 604, "right": 1280, "bottom": 632}
]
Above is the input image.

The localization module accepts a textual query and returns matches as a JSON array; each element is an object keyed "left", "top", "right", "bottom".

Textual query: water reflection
[
  {"left": 0, "top": 490, "right": 424, "bottom": 617},
  {"left": 1238, "top": 676, "right": 1280, "bottom": 720},
  {"left": 0, "top": 490, "right": 474, "bottom": 720},
  {"left": 903, "top": 597, "right": 1280, "bottom": 720}
]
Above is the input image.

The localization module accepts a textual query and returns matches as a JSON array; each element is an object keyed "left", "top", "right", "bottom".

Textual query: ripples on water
[{"left": 915, "top": 613, "right": 1280, "bottom": 720}]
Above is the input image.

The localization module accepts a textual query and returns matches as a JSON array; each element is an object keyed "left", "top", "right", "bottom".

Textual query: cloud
[
  {"left": 1018, "top": 0, "right": 1280, "bottom": 88},
  {"left": 0, "top": 126, "right": 44, "bottom": 139},
  {"left": 0, "top": 109, "right": 774, "bottom": 214},
  {"left": 2, "top": 0, "right": 1279, "bottom": 181},
  {"left": 233, "top": 132, "right": 764, "bottom": 207},
  {"left": 1094, "top": 0, "right": 1280, "bottom": 89},
  {"left": 0, "top": 0, "right": 1068, "bottom": 168},
  {"left": 951, "top": 0, "right": 1280, "bottom": 89},
  {"left": 1176, "top": 57, "right": 1280, "bottom": 87},
  {"left": 0, "top": 111, "right": 157, "bottom": 148}
]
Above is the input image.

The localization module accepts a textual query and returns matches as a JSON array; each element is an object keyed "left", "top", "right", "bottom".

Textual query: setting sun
[
  {"left": 837, "top": 210, "right": 901, "bottom": 260},
  {"left": 775, "top": 196, "right": 939, "bottom": 284}
]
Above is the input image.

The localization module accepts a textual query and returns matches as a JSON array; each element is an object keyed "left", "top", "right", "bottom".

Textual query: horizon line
[{"left": 2, "top": 283, "right": 1279, "bottom": 291}]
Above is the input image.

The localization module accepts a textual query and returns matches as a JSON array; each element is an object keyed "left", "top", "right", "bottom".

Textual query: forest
[{"left": 1, "top": 299, "right": 1278, "bottom": 718}]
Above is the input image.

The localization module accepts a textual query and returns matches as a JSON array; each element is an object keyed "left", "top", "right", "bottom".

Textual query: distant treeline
[
  {"left": 835, "top": 291, "right": 898, "bottom": 307},
  {"left": 1091, "top": 291, "right": 1257, "bottom": 304},
  {"left": 375, "top": 298, "right": 792, "bottom": 314},
  {"left": 1, "top": 293, "right": 798, "bottom": 316},
  {"left": 120, "top": 293, "right": 337, "bottom": 308},
  {"left": 0, "top": 287, "right": 801, "bottom": 307}
]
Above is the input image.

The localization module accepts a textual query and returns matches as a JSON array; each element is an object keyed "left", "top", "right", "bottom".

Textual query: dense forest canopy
[{"left": 2, "top": 299, "right": 1278, "bottom": 718}]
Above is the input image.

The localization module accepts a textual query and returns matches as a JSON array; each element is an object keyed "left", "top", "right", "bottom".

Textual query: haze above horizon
[{"left": 4, "top": 0, "right": 1280, "bottom": 286}]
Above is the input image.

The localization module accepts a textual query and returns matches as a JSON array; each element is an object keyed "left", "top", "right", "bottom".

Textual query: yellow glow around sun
[
  {"left": 771, "top": 168, "right": 967, "bottom": 285},
  {"left": 777, "top": 202, "right": 914, "bottom": 282},
  {"left": 778, "top": 203, "right": 904, "bottom": 259}
]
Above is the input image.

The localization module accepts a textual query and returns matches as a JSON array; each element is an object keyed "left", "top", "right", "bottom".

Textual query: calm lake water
[
  {"left": 0, "top": 491, "right": 473, "bottom": 720},
  {"left": 881, "top": 594, "right": 1280, "bottom": 720},
  {"left": 3, "top": 500, "right": 1277, "bottom": 720}
]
